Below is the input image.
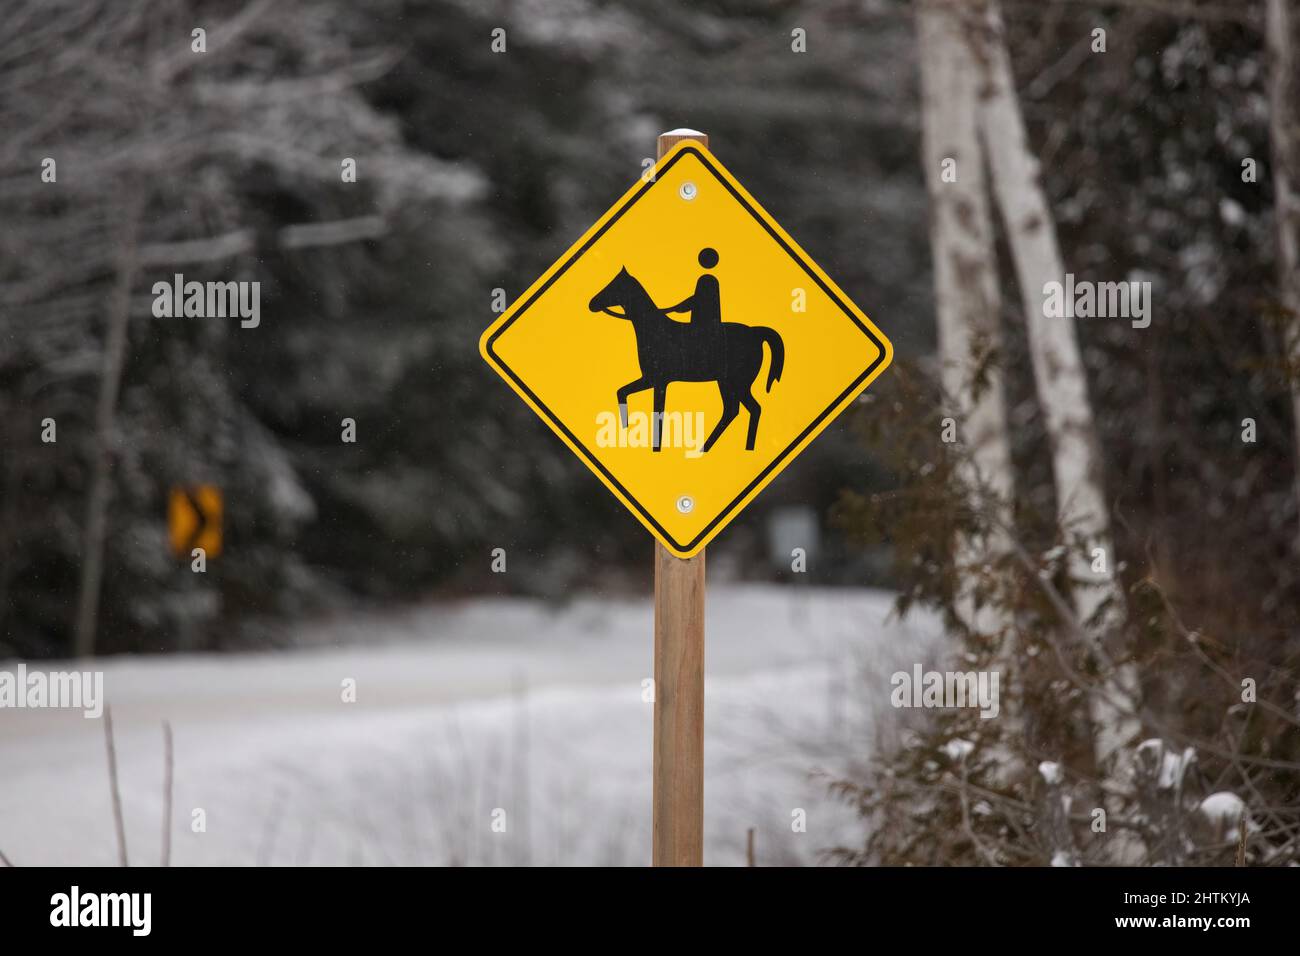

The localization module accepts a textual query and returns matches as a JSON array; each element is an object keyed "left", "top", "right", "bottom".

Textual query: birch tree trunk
[
  {"left": 967, "top": 0, "right": 1142, "bottom": 772},
  {"left": 73, "top": 200, "right": 141, "bottom": 658},
  {"left": 917, "top": 0, "right": 1019, "bottom": 739},
  {"left": 1267, "top": 0, "right": 1300, "bottom": 550}
]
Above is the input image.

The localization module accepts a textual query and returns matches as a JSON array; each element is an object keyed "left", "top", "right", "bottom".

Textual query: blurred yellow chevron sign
[
  {"left": 168, "top": 485, "right": 222, "bottom": 558},
  {"left": 480, "top": 141, "right": 892, "bottom": 557}
]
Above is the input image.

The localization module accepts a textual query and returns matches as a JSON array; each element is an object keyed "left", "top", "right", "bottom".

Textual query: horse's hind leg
[
  {"left": 701, "top": 396, "right": 740, "bottom": 453},
  {"left": 741, "top": 393, "right": 761, "bottom": 450},
  {"left": 652, "top": 385, "right": 666, "bottom": 452}
]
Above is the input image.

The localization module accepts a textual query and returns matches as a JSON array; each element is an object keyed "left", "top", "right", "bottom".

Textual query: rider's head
[{"left": 698, "top": 247, "right": 719, "bottom": 270}]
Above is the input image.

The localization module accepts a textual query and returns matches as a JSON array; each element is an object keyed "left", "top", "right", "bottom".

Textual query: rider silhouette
[{"left": 662, "top": 248, "right": 721, "bottom": 325}]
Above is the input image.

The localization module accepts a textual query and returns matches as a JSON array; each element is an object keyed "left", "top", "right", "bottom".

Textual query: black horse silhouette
[{"left": 588, "top": 267, "right": 784, "bottom": 453}]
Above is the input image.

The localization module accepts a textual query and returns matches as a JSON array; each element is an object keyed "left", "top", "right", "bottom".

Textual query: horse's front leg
[
  {"left": 616, "top": 376, "right": 650, "bottom": 428},
  {"left": 652, "top": 385, "right": 666, "bottom": 452}
]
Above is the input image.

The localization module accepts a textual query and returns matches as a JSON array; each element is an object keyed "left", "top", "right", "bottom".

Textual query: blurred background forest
[
  {"left": 1, "top": 0, "right": 1298, "bottom": 867},
  {"left": 2, "top": 0, "right": 935, "bottom": 659}
]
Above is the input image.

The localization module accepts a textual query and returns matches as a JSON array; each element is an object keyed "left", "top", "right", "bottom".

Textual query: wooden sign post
[
  {"left": 651, "top": 125, "right": 709, "bottom": 868},
  {"left": 479, "top": 127, "right": 893, "bottom": 868}
]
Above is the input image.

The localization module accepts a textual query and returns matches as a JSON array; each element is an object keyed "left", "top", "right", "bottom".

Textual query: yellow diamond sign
[{"left": 480, "top": 142, "right": 893, "bottom": 558}]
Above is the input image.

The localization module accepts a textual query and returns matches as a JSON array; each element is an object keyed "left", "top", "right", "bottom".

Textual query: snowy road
[{"left": 0, "top": 585, "right": 942, "bottom": 866}]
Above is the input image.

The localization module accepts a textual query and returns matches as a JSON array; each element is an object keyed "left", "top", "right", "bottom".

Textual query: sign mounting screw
[
  {"left": 676, "top": 495, "right": 695, "bottom": 514},
  {"left": 679, "top": 181, "right": 698, "bottom": 201}
]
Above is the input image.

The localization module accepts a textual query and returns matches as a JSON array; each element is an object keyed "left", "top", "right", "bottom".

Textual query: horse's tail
[{"left": 758, "top": 327, "right": 784, "bottom": 392}]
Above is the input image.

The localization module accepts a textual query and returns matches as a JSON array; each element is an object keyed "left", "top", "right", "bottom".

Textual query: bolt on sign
[
  {"left": 480, "top": 141, "right": 893, "bottom": 557},
  {"left": 168, "top": 485, "right": 222, "bottom": 558}
]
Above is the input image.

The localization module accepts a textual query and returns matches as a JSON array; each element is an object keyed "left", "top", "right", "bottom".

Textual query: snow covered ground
[{"left": 0, "top": 585, "right": 943, "bottom": 866}]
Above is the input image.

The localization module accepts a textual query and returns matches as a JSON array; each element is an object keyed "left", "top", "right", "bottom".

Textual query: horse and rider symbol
[{"left": 588, "top": 247, "right": 785, "bottom": 454}]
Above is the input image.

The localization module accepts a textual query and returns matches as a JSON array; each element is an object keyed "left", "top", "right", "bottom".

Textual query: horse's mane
[{"left": 621, "top": 271, "right": 669, "bottom": 322}]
